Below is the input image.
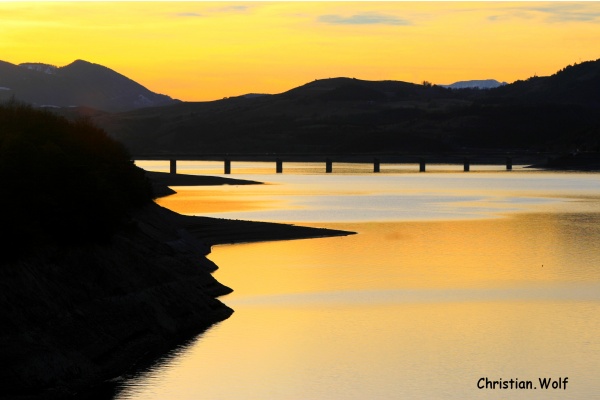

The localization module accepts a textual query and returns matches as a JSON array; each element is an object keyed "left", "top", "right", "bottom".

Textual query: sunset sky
[{"left": 1, "top": 1, "right": 599, "bottom": 101}]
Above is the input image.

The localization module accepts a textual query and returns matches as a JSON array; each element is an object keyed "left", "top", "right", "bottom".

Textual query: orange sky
[{"left": 1, "top": 1, "right": 599, "bottom": 101}]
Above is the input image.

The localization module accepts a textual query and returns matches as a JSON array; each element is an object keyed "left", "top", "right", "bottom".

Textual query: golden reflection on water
[
  {"left": 164, "top": 213, "right": 598, "bottom": 400},
  {"left": 118, "top": 300, "right": 600, "bottom": 400},
  {"left": 156, "top": 187, "right": 280, "bottom": 214},
  {"left": 210, "top": 213, "right": 600, "bottom": 298},
  {"left": 119, "top": 169, "right": 600, "bottom": 399},
  {"left": 154, "top": 170, "right": 600, "bottom": 223}
]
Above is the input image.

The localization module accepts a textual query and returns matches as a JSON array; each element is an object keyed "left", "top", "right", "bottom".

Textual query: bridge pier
[{"left": 136, "top": 154, "right": 523, "bottom": 176}]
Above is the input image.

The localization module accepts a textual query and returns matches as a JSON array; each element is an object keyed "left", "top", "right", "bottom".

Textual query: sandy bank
[
  {"left": 145, "top": 170, "right": 354, "bottom": 244},
  {"left": 170, "top": 209, "right": 353, "bottom": 247},
  {"left": 145, "top": 171, "right": 261, "bottom": 197}
]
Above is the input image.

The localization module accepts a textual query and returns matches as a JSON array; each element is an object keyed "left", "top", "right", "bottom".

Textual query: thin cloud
[
  {"left": 487, "top": 3, "right": 600, "bottom": 24},
  {"left": 534, "top": 4, "right": 600, "bottom": 23},
  {"left": 173, "top": 5, "right": 251, "bottom": 18},
  {"left": 209, "top": 5, "right": 251, "bottom": 14},
  {"left": 175, "top": 12, "right": 202, "bottom": 18},
  {"left": 318, "top": 13, "right": 412, "bottom": 26},
  {"left": 487, "top": 11, "right": 534, "bottom": 22},
  {"left": 221, "top": 5, "right": 250, "bottom": 12}
]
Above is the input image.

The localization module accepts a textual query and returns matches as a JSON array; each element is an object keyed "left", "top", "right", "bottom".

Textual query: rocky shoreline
[
  {"left": 1, "top": 172, "right": 353, "bottom": 399},
  {"left": 1, "top": 203, "right": 230, "bottom": 399}
]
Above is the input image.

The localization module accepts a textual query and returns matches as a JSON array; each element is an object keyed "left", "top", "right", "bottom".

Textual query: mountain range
[
  {"left": 2, "top": 58, "right": 600, "bottom": 155},
  {"left": 0, "top": 58, "right": 505, "bottom": 111},
  {"left": 0, "top": 59, "right": 178, "bottom": 112}
]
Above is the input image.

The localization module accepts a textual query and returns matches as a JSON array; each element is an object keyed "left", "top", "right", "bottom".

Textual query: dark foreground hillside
[
  {"left": 0, "top": 103, "right": 230, "bottom": 397},
  {"left": 0, "top": 102, "right": 352, "bottom": 398},
  {"left": 0, "top": 101, "right": 153, "bottom": 259},
  {"left": 0, "top": 203, "right": 234, "bottom": 398}
]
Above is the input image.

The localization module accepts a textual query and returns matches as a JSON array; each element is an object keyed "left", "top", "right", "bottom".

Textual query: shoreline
[
  {"left": 170, "top": 208, "right": 354, "bottom": 247},
  {"left": 145, "top": 170, "right": 354, "bottom": 245},
  {"left": 2, "top": 202, "right": 234, "bottom": 399},
  {"left": 145, "top": 170, "right": 262, "bottom": 187},
  {"left": 86, "top": 174, "right": 355, "bottom": 399},
  {"left": 526, "top": 152, "right": 600, "bottom": 171},
  {"left": 144, "top": 171, "right": 262, "bottom": 197},
  {"left": 3, "top": 172, "right": 353, "bottom": 399}
]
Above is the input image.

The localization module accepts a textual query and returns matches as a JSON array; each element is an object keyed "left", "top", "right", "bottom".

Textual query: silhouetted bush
[{"left": 0, "top": 100, "right": 153, "bottom": 260}]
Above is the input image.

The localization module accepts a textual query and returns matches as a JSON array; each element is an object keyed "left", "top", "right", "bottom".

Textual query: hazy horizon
[{"left": 2, "top": 1, "right": 600, "bottom": 101}]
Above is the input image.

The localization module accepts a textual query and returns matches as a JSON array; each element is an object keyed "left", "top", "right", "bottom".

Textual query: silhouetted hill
[
  {"left": 0, "top": 101, "right": 154, "bottom": 258},
  {"left": 490, "top": 59, "right": 600, "bottom": 107},
  {"left": 0, "top": 101, "right": 354, "bottom": 397},
  {"left": 282, "top": 77, "right": 430, "bottom": 101},
  {"left": 89, "top": 77, "right": 464, "bottom": 155},
  {"left": 0, "top": 59, "right": 179, "bottom": 112},
  {"left": 46, "top": 58, "right": 598, "bottom": 156},
  {"left": 0, "top": 101, "right": 234, "bottom": 397}
]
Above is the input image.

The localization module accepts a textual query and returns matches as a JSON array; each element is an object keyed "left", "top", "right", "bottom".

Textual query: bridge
[{"left": 133, "top": 152, "right": 550, "bottom": 175}]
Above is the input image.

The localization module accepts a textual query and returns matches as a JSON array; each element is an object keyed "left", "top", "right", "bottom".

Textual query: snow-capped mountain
[
  {"left": 441, "top": 79, "right": 508, "bottom": 89},
  {"left": 0, "top": 59, "right": 178, "bottom": 112}
]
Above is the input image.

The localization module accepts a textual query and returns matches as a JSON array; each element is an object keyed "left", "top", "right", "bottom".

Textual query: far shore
[{"left": 526, "top": 152, "right": 600, "bottom": 171}]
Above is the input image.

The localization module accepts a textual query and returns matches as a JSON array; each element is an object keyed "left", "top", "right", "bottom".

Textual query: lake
[{"left": 116, "top": 161, "right": 600, "bottom": 399}]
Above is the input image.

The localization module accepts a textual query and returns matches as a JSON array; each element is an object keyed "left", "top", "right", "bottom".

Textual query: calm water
[{"left": 117, "top": 161, "right": 600, "bottom": 399}]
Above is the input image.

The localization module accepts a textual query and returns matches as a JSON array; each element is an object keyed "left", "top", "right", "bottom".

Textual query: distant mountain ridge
[
  {"left": 0, "top": 59, "right": 179, "bottom": 112},
  {"left": 441, "top": 79, "right": 507, "bottom": 89},
  {"left": 87, "top": 58, "right": 600, "bottom": 156},
  {"left": 20, "top": 62, "right": 58, "bottom": 75},
  {"left": 4, "top": 57, "right": 598, "bottom": 155},
  {"left": 490, "top": 59, "right": 600, "bottom": 107}
]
